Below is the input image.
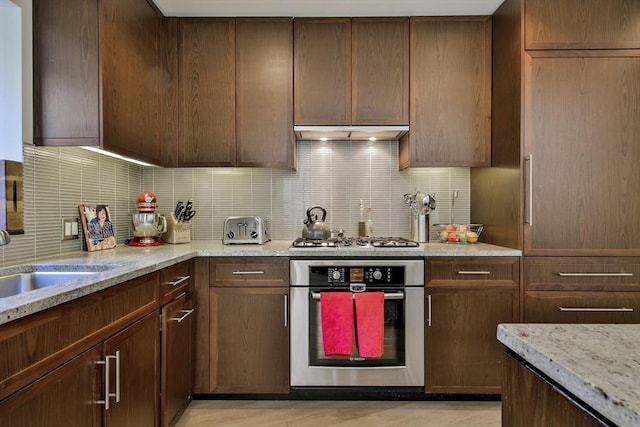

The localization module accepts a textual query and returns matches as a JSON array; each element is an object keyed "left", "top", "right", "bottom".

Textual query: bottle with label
[{"left": 358, "top": 199, "right": 366, "bottom": 237}]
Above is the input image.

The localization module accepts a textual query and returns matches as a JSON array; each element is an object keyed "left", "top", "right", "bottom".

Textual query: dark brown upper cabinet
[
  {"left": 177, "top": 18, "right": 236, "bottom": 167},
  {"left": 525, "top": 0, "right": 640, "bottom": 50},
  {"left": 400, "top": 17, "right": 491, "bottom": 169},
  {"left": 33, "top": 0, "right": 163, "bottom": 166},
  {"left": 352, "top": 18, "right": 409, "bottom": 125},
  {"left": 294, "top": 17, "right": 409, "bottom": 126},
  {"left": 235, "top": 18, "right": 295, "bottom": 169},
  {"left": 294, "top": 18, "right": 352, "bottom": 125},
  {"left": 176, "top": 18, "right": 294, "bottom": 168}
]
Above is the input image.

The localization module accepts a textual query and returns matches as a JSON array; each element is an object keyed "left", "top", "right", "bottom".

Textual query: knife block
[{"left": 162, "top": 213, "right": 191, "bottom": 244}]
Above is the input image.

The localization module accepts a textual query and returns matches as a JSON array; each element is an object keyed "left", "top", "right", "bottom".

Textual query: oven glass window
[{"left": 308, "top": 291, "right": 406, "bottom": 367}]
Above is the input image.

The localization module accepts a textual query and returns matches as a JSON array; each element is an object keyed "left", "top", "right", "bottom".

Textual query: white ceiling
[{"left": 152, "top": 0, "right": 506, "bottom": 17}]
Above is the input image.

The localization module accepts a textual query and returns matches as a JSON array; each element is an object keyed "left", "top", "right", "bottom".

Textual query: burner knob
[
  {"left": 373, "top": 269, "right": 383, "bottom": 280},
  {"left": 332, "top": 270, "right": 341, "bottom": 280}
]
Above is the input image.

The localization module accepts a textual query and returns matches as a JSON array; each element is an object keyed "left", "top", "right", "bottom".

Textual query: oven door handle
[{"left": 310, "top": 291, "right": 404, "bottom": 300}]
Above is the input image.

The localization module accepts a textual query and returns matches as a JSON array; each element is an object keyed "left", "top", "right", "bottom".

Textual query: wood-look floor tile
[{"left": 175, "top": 400, "right": 501, "bottom": 426}]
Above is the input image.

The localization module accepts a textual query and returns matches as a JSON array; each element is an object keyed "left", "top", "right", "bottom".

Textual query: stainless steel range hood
[{"left": 294, "top": 125, "right": 409, "bottom": 141}]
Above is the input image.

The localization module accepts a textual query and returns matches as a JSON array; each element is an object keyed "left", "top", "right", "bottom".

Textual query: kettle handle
[{"left": 306, "top": 206, "right": 327, "bottom": 223}]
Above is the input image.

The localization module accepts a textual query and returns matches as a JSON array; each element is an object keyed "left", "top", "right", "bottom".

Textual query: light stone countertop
[
  {"left": 498, "top": 323, "right": 640, "bottom": 427},
  {"left": 0, "top": 240, "right": 520, "bottom": 325}
]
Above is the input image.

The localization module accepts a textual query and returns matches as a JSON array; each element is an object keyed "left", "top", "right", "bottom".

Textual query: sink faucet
[{"left": 0, "top": 230, "right": 10, "bottom": 245}]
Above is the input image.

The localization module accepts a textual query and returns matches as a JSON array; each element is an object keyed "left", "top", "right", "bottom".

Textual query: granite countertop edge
[
  {"left": 498, "top": 323, "right": 640, "bottom": 427},
  {"left": 0, "top": 240, "right": 520, "bottom": 325}
]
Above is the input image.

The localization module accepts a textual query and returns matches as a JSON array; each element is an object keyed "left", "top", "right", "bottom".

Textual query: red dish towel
[
  {"left": 354, "top": 292, "right": 385, "bottom": 358},
  {"left": 320, "top": 292, "right": 354, "bottom": 356}
]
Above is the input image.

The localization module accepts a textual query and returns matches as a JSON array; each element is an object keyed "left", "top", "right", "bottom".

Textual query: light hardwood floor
[{"left": 175, "top": 400, "right": 501, "bottom": 426}]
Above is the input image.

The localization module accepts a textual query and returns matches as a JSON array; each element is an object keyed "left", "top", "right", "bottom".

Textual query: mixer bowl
[{"left": 131, "top": 213, "right": 167, "bottom": 237}]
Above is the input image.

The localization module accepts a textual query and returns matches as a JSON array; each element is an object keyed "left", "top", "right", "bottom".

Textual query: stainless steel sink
[{"left": 0, "top": 265, "right": 115, "bottom": 299}]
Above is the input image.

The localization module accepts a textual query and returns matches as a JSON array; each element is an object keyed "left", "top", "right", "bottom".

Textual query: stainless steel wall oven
[{"left": 290, "top": 258, "right": 424, "bottom": 387}]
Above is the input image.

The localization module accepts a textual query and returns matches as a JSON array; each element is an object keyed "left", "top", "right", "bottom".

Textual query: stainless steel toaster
[{"left": 223, "top": 216, "right": 270, "bottom": 244}]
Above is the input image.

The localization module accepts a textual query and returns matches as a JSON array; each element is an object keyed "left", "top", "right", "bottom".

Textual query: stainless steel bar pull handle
[
  {"left": 170, "top": 309, "right": 195, "bottom": 322},
  {"left": 427, "top": 294, "right": 432, "bottom": 327},
  {"left": 165, "top": 275, "right": 190, "bottom": 286},
  {"left": 232, "top": 270, "right": 265, "bottom": 275},
  {"left": 457, "top": 271, "right": 491, "bottom": 275},
  {"left": 114, "top": 351, "right": 121, "bottom": 403},
  {"left": 310, "top": 292, "right": 404, "bottom": 300},
  {"left": 97, "top": 351, "right": 119, "bottom": 409},
  {"left": 556, "top": 272, "right": 633, "bottom": 277},
  {"left": 525, "top": 154, "right": 533, "bottom": 226},
  {"left": 558, "top": 307, "right": 633, "bottom": 312},
  {"left": 284, "top": 295, "right": 288, "bottom": 328}
]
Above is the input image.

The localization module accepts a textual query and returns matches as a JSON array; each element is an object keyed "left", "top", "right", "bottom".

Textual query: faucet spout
[{"left": 0, "top": 230, "right": 10, "bottom": 245}]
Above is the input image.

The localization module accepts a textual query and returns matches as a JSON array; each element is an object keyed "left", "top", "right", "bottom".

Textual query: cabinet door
[
  {"left": 352, "top": 18, "right": 409, "bottom": 125},
  {"left": 210, "top": 287, "right": 289, "bottom": 393},
  {"left": 0, "top": 344, "right": 101, "bottom": 426},
  {"left": 402, "top": 17, "right": 491, "bottom": 168},
  {"left": 525, "top": 0, "right": 640, "bottom": 50},
  {"left": 294, "top": 18, "right": 351, "bottom": 125},
  {"left": 33, "top": 0, "right": 100, "bottom": 145},
  {"left": 524, "top": 291, "right": 640, "bottom": 323},
  {"left": 104, "top": 312, "right": 159, "bottom": 427},
  {"left": 101, "top": 0, "right": 162, "bottom": 165},
  {"left": 236, "top": 18, "right": 295, "bottom": 168},
  {"left": 177, "top": 18, "right": 236, "bottom": 166},
  {"left": 425, "top": 287, "right": 518, "bottom": 394},
  {"left": 162, "top": 293, "right": 194, "bottom": 427},
  {"left": 524, "top": 53, "right": 640, "bottom": 255}
]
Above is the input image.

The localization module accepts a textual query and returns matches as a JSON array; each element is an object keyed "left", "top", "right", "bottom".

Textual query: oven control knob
[
  {"left": 332, "top": 270, "right": 341, "bottom": 281},
  {"left": 373, "top": 269, "right": 383, "bottom": 280}
]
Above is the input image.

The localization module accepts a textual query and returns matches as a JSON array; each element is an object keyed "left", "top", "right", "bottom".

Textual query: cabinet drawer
[
  {"left": 0, "top": 272, "right": 159, "bottom": 400},
  {"left": 525, "top": 257, "right": 640, "bottom": 291},
  {"left": 427, "top": 257, "right": 518, "bottom": 287},
  {"left": 524, "top": 291, "right": 640, "bottom": 323},
  {"left": 160, "top": 261, "right": 192, "bottom": 304},
  {"left": 210, "top": 257, "right": 289, "bottom": 287}
]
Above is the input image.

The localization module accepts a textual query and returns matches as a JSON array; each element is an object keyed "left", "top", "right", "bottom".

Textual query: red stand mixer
[{"left": 129, "top": 192, "right": 167, "bottom": 247}]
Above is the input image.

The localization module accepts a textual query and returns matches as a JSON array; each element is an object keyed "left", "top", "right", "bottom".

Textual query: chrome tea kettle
[{"left": 302, "top": 206, "right": 331, "bottom": 240}]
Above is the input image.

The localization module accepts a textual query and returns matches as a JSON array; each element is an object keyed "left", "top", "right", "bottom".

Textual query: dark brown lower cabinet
[
  {"left": 0, "top": 344, "right": 102, "bottom": 426},
  {"left": 503, "top": 351, "right": 603, "bottom": 426},
  {"left": 425, "top": 287, "right": 518, "bottom": 393},
  {"left": 425, "top": 257, "right": 519, "bottom": 394},
  {"left": 0, "top": 312, "right": 159, "bottom": 427},
  {"left": 162, "top": 292, "right": 195, "bottom": 426},
  {"left": 209, "top": 287, "right": 289, "bottom": 393},
  {"left": 103, "top": 312, "right": 159, "bottom": 427}
]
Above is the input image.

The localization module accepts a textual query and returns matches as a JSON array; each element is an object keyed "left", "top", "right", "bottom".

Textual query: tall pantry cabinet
[{"left": 472, "top": 0, "right": 640, "bottom": 323}]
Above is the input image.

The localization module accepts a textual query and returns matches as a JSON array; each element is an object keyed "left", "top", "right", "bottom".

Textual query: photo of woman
[{"left": 80, "top": 204, "right": 117, "bottom": 251}]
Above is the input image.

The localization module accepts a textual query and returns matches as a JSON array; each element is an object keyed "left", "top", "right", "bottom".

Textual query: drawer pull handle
[
  {"left": 556, "top": 272, "right": 633, "bottom": 277},
  {"left": 165, "top": 275, "right": 190, "bottom": 286},
  {"left": 170, "top": 309, "right": 195, "bottom": 322},
  {"left": 232, "top": 270, "right": 265, "bottom": 275},
  {"left": 310, "top": 291, "right": 404, "bottom": 300},
  {"left": 558, "top": 307, "right": 634, "bottom": 312},
  {"left": 457, "top": 270, "right": 491, "bottom": 275}
]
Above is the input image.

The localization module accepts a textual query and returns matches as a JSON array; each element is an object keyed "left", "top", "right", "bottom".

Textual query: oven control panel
[{"left": 310, "top": 266, "right": 405, "bottom": 286}]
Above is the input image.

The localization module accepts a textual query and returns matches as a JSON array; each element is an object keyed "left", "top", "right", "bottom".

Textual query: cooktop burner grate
[{"left": 291, "top": 236, "right": 420, "bottom": 248}]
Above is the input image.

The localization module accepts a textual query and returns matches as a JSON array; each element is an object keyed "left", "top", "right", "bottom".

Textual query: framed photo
[{"left": 79, "top": 204, "right": 116, "bottom": 251}]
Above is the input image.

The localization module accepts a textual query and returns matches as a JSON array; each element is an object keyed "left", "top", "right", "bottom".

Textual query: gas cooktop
[{"left": 291, "top": 236, "right": 420, "bottom": 248}]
